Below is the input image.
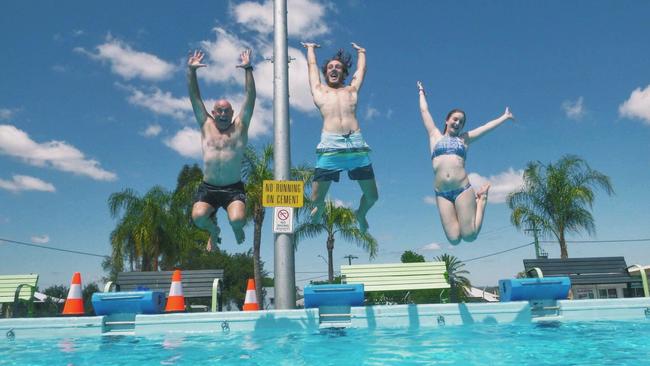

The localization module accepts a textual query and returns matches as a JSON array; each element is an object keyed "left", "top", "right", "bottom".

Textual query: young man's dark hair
[{"left": 321, "top": 49, "right": 353, "bottom": 82}]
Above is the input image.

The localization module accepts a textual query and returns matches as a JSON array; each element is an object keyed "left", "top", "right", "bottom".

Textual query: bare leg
[
  {"left": 456, "top": 183, "right": 490, "bottom": 242},
  {"left": 226, "top": 200, "right": 246, "bottom": 244},
  {"left": 310, "top": 180, "right": 332, "bottom": 223},
  {"left": 192, "top": 202, "right": 221, "bottom": 252},
  {"left": 473, "top": 183, "right": 490, "bottom": 237},
  {"left": 355, "top": 179, "right": 378, "bottom": 233},
  {"left": 436, "top": 196, "right": 461, "bottom": 245}
]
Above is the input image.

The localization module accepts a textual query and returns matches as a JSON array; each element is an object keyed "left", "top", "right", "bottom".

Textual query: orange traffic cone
[
  {"left": 165, "top": 270, "right": 186, "bottom": 312},
  {"left": 62, "top": 272, "right": 85, "bottom": 315},
  {"left": 243, "top": 278, "right": 259, "bottom": 311}
]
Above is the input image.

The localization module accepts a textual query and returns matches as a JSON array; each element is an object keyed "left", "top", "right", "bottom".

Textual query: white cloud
[
  {"left": 141, "top": 124, "right": 162, "bottom": 137},
  {"left": 423, "top": 195, "right": 436, "bottom": 205},
  {"left": 121, "top": 84, "right": 192, "bottom": 121},
  {"left": 0, "top": 108, "right": 14, "bottom": 120},
  {"left": 31, "top": 235, "right": 50, "bottom": 244},
  {"left": 562, "top": 96, "right": 585, "bottom": 120},
  {"left": 164, "top": 127, "right": 202, "bottom": 159},
  {"left": 51, "top": 65, "right": 67, "bottom": 73},
  {"left": 468, "top": 168, "right": 524, "bottom": 203},
  {"left": 332, "top": 198, "right": 352, "bottom": 208},
  {"left": 199, "top": 28, "right": 251, "bottom": 85},
  {"left": 75, "top": 36, "right": 175, "bottom": 81},
  {"left": 0, "top": 125, "right": 117, "bottom": 181},
  {"left": 233, "top": 0, "right": 330, "bottom": 38},
  {"left": 0, "top": 175, "right": 56, "bottom": 193},
  {"left": 420, "top": 242, "right": 441, "bottom": 251},
  {"left": 365, "top": 106, "right": 380, "bottom": 120},
  {"left": 619, "top": 85, "right": 650, "bottom": 125}
]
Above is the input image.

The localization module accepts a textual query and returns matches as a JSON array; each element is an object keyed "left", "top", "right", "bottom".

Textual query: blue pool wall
[{"left": 2, "top": 298, "right": 649, "bottom": 339}]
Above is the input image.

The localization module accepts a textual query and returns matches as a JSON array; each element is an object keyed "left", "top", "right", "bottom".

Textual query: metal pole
[
  {"left": 525, "top": 223, "right": 541, "bottom": 259},
  {"left": 273, "top": 0, "right": 295, "bottom": 309}
]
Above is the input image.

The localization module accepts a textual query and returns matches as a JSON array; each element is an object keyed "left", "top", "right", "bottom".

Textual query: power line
[
  {"left": 0, "top": 237, "right": 109, "bottom": 259},
  {"left": 461, "top": 237, "right": 650, "bottom": 264},
  {"left": 461, "top": 242, "right": 535, "bottom": 263},
  {"left": 539, "top": 238, "right": 650, "bottom": 243},
  {"left": 297, "top": 274, "right": 330, "bottom": 282}
]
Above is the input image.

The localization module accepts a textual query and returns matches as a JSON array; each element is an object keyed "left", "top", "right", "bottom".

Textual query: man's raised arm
[
  {"left": 236, "top": 49, "right": 256, "bottom": 129},
  {"left": 187, "top": 50, "right": 210, "bottom": 127},
  {"left": 301, "top": 42, "right": 321, "bottom": 95},
  {"left": 350, "top": 42, "right": 366, "bottom": 91}
]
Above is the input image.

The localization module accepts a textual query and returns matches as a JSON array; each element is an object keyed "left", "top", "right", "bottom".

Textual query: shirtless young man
[
  {"left": 187, "top": 49, "right": 256, "bottom": 251},
  {"left": 302, "top": 42, "right": 378, "bottom": 233}
]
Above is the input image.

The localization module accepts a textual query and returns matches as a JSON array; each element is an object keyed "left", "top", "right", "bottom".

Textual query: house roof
[{"left": 523, "top": 257, "right": 641, "bottom": 286}]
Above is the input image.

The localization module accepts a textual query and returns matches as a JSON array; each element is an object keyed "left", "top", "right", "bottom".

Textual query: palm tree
[
  {"left": 434, "top": 253, "right": 470, "bottom": 302},
  {"left": 108, "top": 186, "right": 179, "bottom": 271},
  {"left": 507, "top": 155, "right": 613, "bottom": 258},
  {"left": 242, "top": 143, "right": 313, "bottom": 303},
  {"left": 295, "top": 200, "right": 378, "bottom": 283},
  {"left": 242, "top": 144, "right": 274, "bottom": 304}
]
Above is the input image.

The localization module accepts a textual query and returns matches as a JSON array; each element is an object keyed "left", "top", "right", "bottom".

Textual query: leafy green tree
[
  {"left": 401, "top": 250, "right": 425, "bottom": 263},
  {"left": 295, "top": 200, "right": 378, "bottom": 283},
  {"left": 242, "top": 143, "right": 313, "bottom": 304},
  {"left": 108, "top": 186, "right": 180, "bottom": 271},
  {"left": 242, "top": 144, "right": 274, "bottom": 305},
  {"left": 178, "top": 246, "right": 255, "bottom": 310},
  {"left": 507, "top": 155, "right": 614, "bottom": 258},
  {"left": 435, "top": 253, "right": 471, "bottom": 303},
  {"left": 83, "top": 283, "right": 100, "bottom": 315}
]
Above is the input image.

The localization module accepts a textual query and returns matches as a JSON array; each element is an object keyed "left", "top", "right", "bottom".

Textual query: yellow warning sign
[{"left": 262, "top": 180, "right": 304, "bottom": 207}]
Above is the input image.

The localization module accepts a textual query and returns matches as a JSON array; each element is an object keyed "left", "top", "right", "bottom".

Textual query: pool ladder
[
  {"left": 529, "top": 299, "right": 562, "bottom": 322},
  {"left": 102, "top": 313, "right": 137, "bottom": 335},
  {"left": 318, "top": 305, "right": 352, "bottom": 329}
]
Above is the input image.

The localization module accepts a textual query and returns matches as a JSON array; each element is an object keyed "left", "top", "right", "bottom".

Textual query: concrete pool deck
[{"left": 2, "top": 298, "right": 650, "bottom": 340}]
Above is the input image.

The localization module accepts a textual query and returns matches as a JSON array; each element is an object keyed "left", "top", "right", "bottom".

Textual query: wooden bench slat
[
  {"left": 0, "top": 274, "right": 39, "bottom": 309},
  {"left": 112, "top": 270, "right": 224, "bottom": 299},
  {"left": 341, "top": 262, "right": 450, "bottom": 292}
]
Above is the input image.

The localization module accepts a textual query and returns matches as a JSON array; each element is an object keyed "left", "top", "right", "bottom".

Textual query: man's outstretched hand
[
  {"left": 236, "top": 48, "right": 253, "bottom": 69},
  {"left": 188, "top": 50, "right": 207, "bottom": 70}
]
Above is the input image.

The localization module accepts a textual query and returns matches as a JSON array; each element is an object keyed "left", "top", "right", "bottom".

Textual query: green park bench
[
  {"left": 341, "top": 262, "right": 450, "bottom": 300},
  {"left": 104, "top": 269, "right": 224, "bottom": 312},
  {"left": 0, "top": 274, "right": 39, "bottom": 318}
]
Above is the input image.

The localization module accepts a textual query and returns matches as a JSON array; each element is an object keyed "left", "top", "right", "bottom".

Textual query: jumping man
[
  {"left": 187, "top": 49, "right": 256, "bottom": 251},
  {"left": 302, "top": 42, "right": 378, "bottom": 233}
]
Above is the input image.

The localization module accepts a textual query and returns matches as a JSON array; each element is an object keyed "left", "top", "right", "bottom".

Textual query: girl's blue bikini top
[{"left": 431, "top": 136, "right": 466, "bottom": 160}]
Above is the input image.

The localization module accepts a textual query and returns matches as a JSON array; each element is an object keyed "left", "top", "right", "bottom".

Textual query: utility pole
[
  {"left": 525, "top": 222, "right": 542, "bottom": 259},
  {"left": 343, "top": 254, "right": 358, "bottom": 265},
  {"left": 272, "top": 0, "right": 295, "bottom": 309}
]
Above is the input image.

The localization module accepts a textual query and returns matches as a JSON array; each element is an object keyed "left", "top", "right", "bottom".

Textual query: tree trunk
[
  {"left": 253, "top": 208, "right": 265, "bottom": 308},
  {"left": 327, "top": 235, "right": 335, "bottom": 283},
  {"left": 559, "top": 231, "right": 569, "bottom": 258}
]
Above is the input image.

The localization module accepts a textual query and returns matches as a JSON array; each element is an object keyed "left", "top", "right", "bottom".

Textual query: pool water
[{"left": 2, "top": 321, "right": 649, "bottom": 365}]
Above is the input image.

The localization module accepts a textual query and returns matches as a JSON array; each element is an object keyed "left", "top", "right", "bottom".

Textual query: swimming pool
[
  {"left": 2, "top": 299, "right": 650, "bottom": 365},
  {"left": 2, "top": 320, "right": 650, "bottom": 365}
]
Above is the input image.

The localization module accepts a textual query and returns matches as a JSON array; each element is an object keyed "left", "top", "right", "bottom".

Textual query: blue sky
[{"left": 1, "top": 0, "right": 650, "bottom": 289}]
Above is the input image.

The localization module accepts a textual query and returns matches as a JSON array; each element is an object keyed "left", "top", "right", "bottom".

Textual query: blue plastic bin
[
  {"left": 303, "top": 284, "right": 364, "bottom": 308},
  {"left": 499, "top": 277, "right": 571, "bottom": 302},
  {"left": 92, "top": 291, "right": 165, "bottom": 315}
]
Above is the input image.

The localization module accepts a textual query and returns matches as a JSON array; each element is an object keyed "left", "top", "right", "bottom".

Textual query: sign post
[{"left": 263, "top": 180, "right": 303, "bottom": 235}]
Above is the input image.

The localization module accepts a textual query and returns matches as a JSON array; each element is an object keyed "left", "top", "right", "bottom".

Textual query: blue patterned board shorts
[{"left": 314, "top": 131, "right": 374, "bottom": 182}]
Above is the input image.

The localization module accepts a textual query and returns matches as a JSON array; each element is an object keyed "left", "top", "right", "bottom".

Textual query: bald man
[{"left": 187, "top": 49, "right": 256, "bottom": 251}]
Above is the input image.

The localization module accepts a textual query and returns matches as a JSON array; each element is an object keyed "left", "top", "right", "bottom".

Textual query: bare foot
[
  {"left": 355, "top": 210, "right": 369, "bottom": 233},
  {"left": 476, "top": 183, "right": 490, "bottom": 202},
  {"left": 310, "top": 205, "right": 324, "bottom": 224},
  {"left": 234, "top": 228, "right": 245, "bottom": 244},
  {"left": 206, "top": 228, "right": 222, "bottom": 252}
]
